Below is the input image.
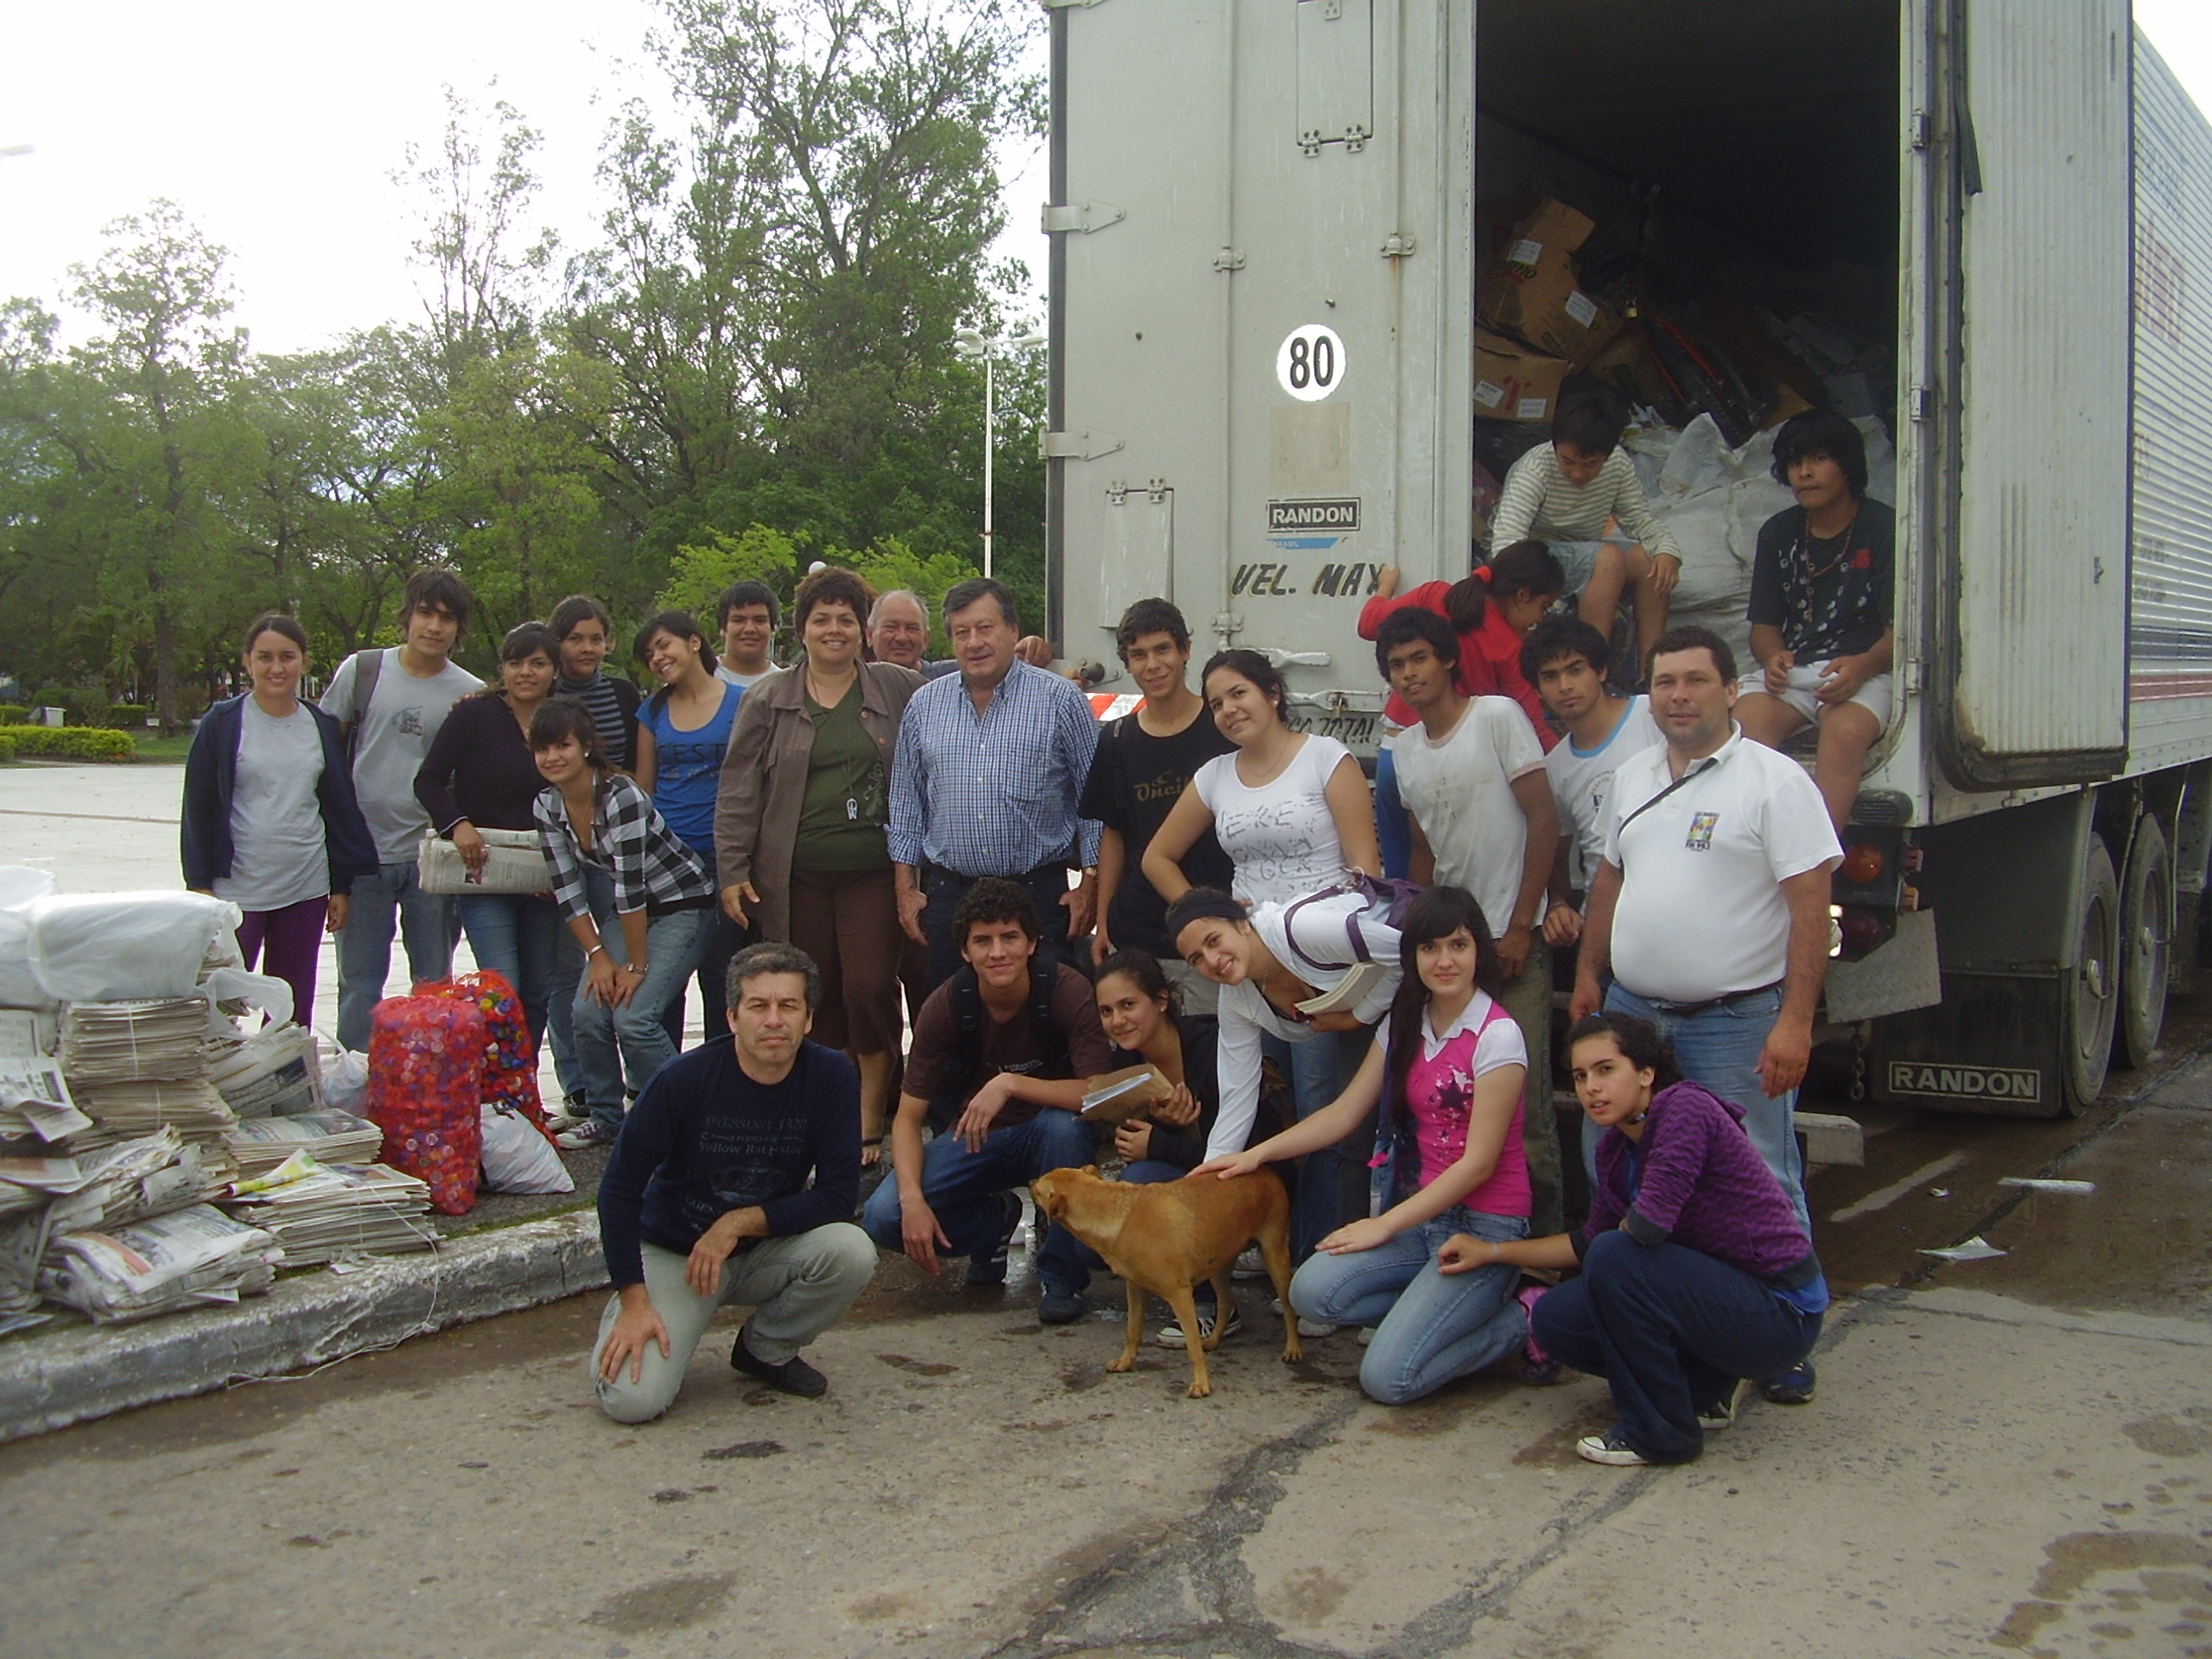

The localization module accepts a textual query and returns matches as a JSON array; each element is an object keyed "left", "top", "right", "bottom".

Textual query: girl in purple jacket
[{"left": 1440, "top": 1011, "right": 1827, "bottom": 1466}]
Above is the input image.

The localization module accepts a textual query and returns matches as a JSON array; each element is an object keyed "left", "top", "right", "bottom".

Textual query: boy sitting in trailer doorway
[
  {"left": 1490, "top": 377, "right": 1684, "bottom": 677},
  {"left": 1734, "top": 410, "right": 1896, "bottom": 834}
]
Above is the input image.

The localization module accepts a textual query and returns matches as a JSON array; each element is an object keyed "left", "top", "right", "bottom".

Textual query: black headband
[{"left": 1165, "top": 888, "right": 1249, "bottom": 938}]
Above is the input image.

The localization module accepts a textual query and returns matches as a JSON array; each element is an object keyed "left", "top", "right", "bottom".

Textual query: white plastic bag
[
  {"left": 478, "top": 1103, "right": 574, "bottom": 1195},
  {"left": 27, "top": 890, "right": 239, "bottom": 1003},
  {"left": 321, "top": 1049, "right": 370, "bottom": 1116},
  {"left": 0, "top": 868, "right": 58, "bottom": 1010}
]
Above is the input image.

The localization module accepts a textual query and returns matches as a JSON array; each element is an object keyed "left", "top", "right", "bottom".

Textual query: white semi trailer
[{"left": 1042, "top": 0, "right": 2212, "bottom": 1115}]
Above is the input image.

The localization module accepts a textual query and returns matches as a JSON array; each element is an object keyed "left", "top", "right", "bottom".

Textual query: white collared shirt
[{"left": 1599, "top": 727, "right": 1840, "bottom": 1002}]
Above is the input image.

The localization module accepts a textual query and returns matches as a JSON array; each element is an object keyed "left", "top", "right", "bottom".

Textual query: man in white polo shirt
[
  {"left": 1379, "top": 606, "right": 1565, "bottom": 1234},
  {"left": 1570, "top": 624, "right": 1840, "bottom": 1402}
]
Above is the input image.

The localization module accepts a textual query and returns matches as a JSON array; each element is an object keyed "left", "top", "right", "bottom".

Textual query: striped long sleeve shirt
[{"left": 887, "top": 661, "right": 1103, "bottom": 875}]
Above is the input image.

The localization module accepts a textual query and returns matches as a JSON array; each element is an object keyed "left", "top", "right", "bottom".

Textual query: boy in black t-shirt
[
  {"left": 1078, "top": 599, "right": 1237, "bottom": 1011},
  {"left": 1738, "top": 410, "right": 1896, "bottom": 832}
]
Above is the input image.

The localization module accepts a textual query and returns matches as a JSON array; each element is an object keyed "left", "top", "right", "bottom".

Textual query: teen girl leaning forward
[
  {"left": 414, "top": 621, "right": 566, "bottom": 1051},
  {"left": 182, "top": 613, "right": 377, "bottom": 1026},
  {"left": 632, "top": 609, "right": 743, "bottom": 1047},
  {"left": 1441, "top": 1012, "right": 1827, "bottom": 1466},
  {"left": 1193, "top": 887, "right": 1531, "bottom": 1404},
  {"left": 530, "top": 700, "right": 718, "bottom": 1148}
]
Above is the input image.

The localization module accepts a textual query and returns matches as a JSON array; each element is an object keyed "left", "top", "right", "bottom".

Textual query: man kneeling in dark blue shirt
[{"left": 593, "top": 942, "right": 875, "bottom": 1419}]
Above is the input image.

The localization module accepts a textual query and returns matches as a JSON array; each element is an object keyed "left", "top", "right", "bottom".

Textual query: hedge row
[
  {"left": 0, "top": 725, "right": 137, "bottom": 761},
  {"left": 0, "top": 705, "right": 27, "bottom": 725}
]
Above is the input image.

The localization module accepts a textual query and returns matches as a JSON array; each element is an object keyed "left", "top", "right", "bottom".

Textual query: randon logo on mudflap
[
  {"left": 1885, "top": 1062, "right": 2044, "bottom": 1104},
  {"left": 1267, "top": 498, "right": 1360, "bottom": 534}
]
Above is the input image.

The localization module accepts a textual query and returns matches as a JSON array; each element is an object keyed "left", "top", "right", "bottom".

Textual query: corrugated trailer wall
[{"left": 2128, "top": 29, "right": 2212, "bottom": 774}]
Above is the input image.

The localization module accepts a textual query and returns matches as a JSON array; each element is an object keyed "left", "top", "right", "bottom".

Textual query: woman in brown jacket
[{"left": 717, "top": 567, "right": 922, "bottom": 1161}]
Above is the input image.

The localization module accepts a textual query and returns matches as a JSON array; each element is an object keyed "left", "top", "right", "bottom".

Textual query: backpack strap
[{"left": 341, "top": 648, "right": 384, "bottom": 768}]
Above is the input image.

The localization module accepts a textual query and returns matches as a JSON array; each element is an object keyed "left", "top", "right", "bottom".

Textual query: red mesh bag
[
  {"left": 366, "top": 995, "right": 486, "bottom": 1215},
  {"left": 413, "top": 969, "right": 547, "bottom": 1130}
]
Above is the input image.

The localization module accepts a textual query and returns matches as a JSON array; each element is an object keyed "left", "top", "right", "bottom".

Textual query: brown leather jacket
[{"left": 714, "top": 661, "right": 923, "bottom": 941}]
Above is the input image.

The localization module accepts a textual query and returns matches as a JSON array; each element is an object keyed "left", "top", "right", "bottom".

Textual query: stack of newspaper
[
  {"left": 58, "top": 999, "right": 236, "bottom": 1151},
  {"left": 42, "top": 1128, "right": 227, "bottom": 1236},
  {"left": 207, "top": 1021, "right": 322, "bottom": 1120},
  {"left": 40, "top": 1204, "right": 283, "bottom": 1323},
  {"left": 221, "top": 1111, "right": 384, "bottom": 1178},
  {"left": 219, "top": 1153, "right": 435, "bottom": 1268}
]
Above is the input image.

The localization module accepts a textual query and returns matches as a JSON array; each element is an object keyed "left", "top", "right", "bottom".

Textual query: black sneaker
[
  {"left": 1575, "top": 1428, "right": 1653, "bottom": 1467},
  {"left": 1156, "top": 1301, "right": 1242, "bottom": 1346},
  {"left": 729, "top": 1336, "right": 828, "bottom": 1398},
  {"left": 1037, "top": 1286, "right": 1089, "bottom": 1325},
  {"left": 1760, "top": 1360, "right": 1816, "bottom": 1405},
  {"left": 964, "top": 1191, "right": 1022, "bottom": 1288}
]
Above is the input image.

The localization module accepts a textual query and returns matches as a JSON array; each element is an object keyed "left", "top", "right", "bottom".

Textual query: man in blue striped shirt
[{"left": 889, "top": 578, "right": 1104, "bottom": 988}]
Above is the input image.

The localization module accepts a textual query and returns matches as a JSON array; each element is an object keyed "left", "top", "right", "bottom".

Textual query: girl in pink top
[{"left": 1192, "top": 886, "right": 1533, "bottom": 1403}]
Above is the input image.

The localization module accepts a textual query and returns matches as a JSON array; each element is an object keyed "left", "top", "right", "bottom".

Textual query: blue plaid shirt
[{"left": 887, "top": 661, "right": 1103, "bottom": 875}]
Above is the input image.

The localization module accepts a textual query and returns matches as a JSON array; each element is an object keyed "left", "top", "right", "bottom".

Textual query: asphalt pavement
[{"left": 1, "top": 761, "right": 2209, "bottom": 1658}]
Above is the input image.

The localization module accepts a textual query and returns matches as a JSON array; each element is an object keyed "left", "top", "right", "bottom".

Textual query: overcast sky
[{"left": 3, "top": 1, "right": 2209, "bottom": 355}]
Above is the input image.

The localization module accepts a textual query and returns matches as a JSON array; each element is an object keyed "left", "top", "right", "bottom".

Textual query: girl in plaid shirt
[{"left": 531, "top": 701, "right": 718, "bottom": 1147}]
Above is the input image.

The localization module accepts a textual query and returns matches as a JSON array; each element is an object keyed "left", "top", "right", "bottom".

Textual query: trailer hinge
[
  {"left": 1909, "top": 385, "right": 1933, "bottom": 423},
  {"left": 1039, "top": 0, "right": 1105, "bottom": 10},
  {"left": 1380, "top": 232, "right": 1415, "bottom": 258},
  {"left": 1040, "top": 429, "right": 1126, "bottom": 461},
  {"left": 1213, "top": 246, "right": 1247, "bottom": 272},
  {"left": 1041, "top": 200, "right": 1125, "bottom": 235},
  {"left": 1343, "top": 124, "right": 1370, "bottom": 153},
  {"left": 1904, "top": 658, "right": 1925, "bottom": 695},
  {"left": 1910, "top": 108, "right": 1932, "bottom": 151},
  {"left": 1105, "top": 480, "right": 1128, "bottom": 505},
  {"left": 1145, "top": 477, "right": 1169, "bottom": 502}
]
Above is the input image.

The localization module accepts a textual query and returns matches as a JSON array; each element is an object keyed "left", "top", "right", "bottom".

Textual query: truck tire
[
  {"left": 2060, "top": 834, "right": 2121, "bottom": 1115},
  {"left": 2118, "top": 816, "right": 2173, "bottom": 1071}
]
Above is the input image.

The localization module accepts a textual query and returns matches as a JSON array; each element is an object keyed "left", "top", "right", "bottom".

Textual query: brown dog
[{"left": 1030, "top": 1166, "right": 1301, "bottom": 1397}]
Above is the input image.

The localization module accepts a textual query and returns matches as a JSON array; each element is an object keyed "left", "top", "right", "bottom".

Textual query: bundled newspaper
[
  {"left": 207, "top": 1021, "right": 322, "bottom": 1120},
  {"left": 58, "top": 999, "right": 211, "bottom": 1084},
  {"left": 67, "top": 1077, "right": 237, "bottom": 1149},
  {"left": 0, "top": 1051, "right": 92, "bottom": 1150},
  {"left": 220, "top": 1152, "right": 435, "bottom": 1268},
  {"left": 42, "top": 1128, "right": 227, "bottom": 1235},
  {"left": 40, "top": 1204, "right": 283, "bottom": 1323},
  {"left": 222, "top": 1111, "right": 383, "bottom": 1178}
]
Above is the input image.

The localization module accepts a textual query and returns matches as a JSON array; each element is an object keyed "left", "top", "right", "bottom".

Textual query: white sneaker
[
  {"left": 1270, "top": 1295, "right": 1338, "bottom": 1339},
  {"left": 1357, "top": 1325, "right": 1375, "bottom": 1346},
  {"left": 1230, "top": 1246, "right": 1268, "bottom": 1281},
  {"left": 1697, "top": 1379, "right": 1749, "bottom": 1433},
  {"left": 1155, "top": 1303, "right": 1242, "bottom": 1346}
]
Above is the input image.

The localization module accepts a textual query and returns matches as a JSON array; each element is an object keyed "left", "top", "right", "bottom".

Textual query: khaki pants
[
  {"left": 591, "top": 1224, "right": 876, "bottom": 1424},
  {"left": 1497, "top": 938, "right": 1563, "bottom": 1236}
]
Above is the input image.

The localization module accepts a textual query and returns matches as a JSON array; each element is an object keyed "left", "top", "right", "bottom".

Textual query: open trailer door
[{"left": 1934, "top": 0, "right": 2132, "bottom": 788}]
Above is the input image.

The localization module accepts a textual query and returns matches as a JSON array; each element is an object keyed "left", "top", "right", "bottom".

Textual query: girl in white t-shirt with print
[
  {"left": 1193, "top": 886, "right": 1533, "bottom": 1405},
  {"left": 1145, "top": 650, "right": 1382, "bottom": 1317}
]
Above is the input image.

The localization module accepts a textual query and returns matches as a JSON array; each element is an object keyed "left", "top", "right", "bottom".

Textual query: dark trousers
[
  {"left": 1531, "top": 1231, "right": 1821, "bottom": 1463},
  {"left": 662, "top": 906, "right": 751, "bottom": 1051},
  {"left": 920, "top": 863, "right": 1074, "bottom": 991}
]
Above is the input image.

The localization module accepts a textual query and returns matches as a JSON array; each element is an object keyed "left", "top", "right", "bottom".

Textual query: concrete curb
[{"left": 0, "top": 1211, "right": 609, "bottom": 1441}]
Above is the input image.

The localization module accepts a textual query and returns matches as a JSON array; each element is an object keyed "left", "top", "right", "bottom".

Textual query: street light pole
[{"left": 953, "top": 329, "right": 1045, "bottom": 583}]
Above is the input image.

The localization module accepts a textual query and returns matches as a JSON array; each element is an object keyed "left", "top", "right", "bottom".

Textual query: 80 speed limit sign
[{"left": 1276, "top": 323, "right": 1345, "bottom": 402}]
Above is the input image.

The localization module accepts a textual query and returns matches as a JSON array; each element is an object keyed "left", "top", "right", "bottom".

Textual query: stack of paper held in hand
[
  {"left": 40, "top": 1204, "right": 283, "bottom": 1323},
  {"left": 1079, "top": 1063, "right": 1175, "bottom": 1125},
  {"left": 220, "top": 1152, "right": 435, "bottom": 1268},
  {"left": 58, "top": 999, "right": 211, "bottom": 1084},
  {"left": 222, "top": 1112, "right": 384, "bottom": 1177}
]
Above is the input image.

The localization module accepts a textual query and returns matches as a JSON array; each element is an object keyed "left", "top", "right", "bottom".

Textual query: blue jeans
[
  {"left": 1532, "top": 1231, "right": 1821, "bottom": 1462},
  {"left": 547, "top": 864, "right": 614, "bottom": 1101},
  {"left": 1290, "top": 1206, "right": 1530, "bottom": 1404},
  {"left": 1372, "top": 747, "right": 1413, "bottom": 881},
  {"left": 575, "top": 906, "right": 714, "bottom": 1135},
  {"left": 1268, "top": 1028, "right": 1370, "bottom": 1263},
  {"left": 1604, "top": 983, "right": 1809, "bottom": 1230},
  {"left": 336, "top": 859, "right": 459, "bottom": 1051},
  {"left": 455, "top": 893, "right": 563, "bottom": 1054},
  {"left": 1035, "top": 1157, "right": 1187, "bottom": 1300},
  {"left": 861, "top": 1109, "right": 1097, "bottom": 1292}
]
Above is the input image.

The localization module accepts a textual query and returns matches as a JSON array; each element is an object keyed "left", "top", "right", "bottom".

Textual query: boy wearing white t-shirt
[
  {"left": 1521, "top": 616, "right": 1666, "bottom": 947},
  {"left": 320, "top": 570, "right": 483, "bottom": 1051},
  {"left": 1379, "top": 607, "right": 1565, "bottom": 1233}
]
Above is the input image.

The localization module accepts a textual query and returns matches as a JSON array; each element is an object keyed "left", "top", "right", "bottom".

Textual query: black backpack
[{"left": 933, "top": 961, "right": 1068, "bottom": 1128}]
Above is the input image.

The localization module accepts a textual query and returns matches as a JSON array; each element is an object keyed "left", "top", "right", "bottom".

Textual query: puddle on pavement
[
  {"left": 584, "top": 1570, "right": 735, "bottom": 1635},
  {"left": 2123, "top": 1411, "right": 2212, "bottom": 1458},
  {"left": 875, "top": 1352, "right": 959, "bottom": 1376},
  {"left": 1512, "top": 1398, "right": 1619, "bottom": 1467}
]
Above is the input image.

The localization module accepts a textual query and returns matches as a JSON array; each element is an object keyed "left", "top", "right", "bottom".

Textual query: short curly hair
[{"left": 793, "top": 566, "right": 876, "bottom": 635}]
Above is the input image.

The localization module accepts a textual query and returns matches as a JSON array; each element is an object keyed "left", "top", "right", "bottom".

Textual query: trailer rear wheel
[
  {"left": 2060, "top": 834, "right": 2120, "bottom": 1115},
  {"left": 2118, "top": 817, "right": 2173, "bottom": 1071}
]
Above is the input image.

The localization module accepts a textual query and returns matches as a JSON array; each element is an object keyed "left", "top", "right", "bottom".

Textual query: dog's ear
[
  {"left": 1083, "top": 1164, "right": 1100, "bottom": 1178},
  {"left": 1038, "top": 1189, "right": 1067, "bottom": 1220}
]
